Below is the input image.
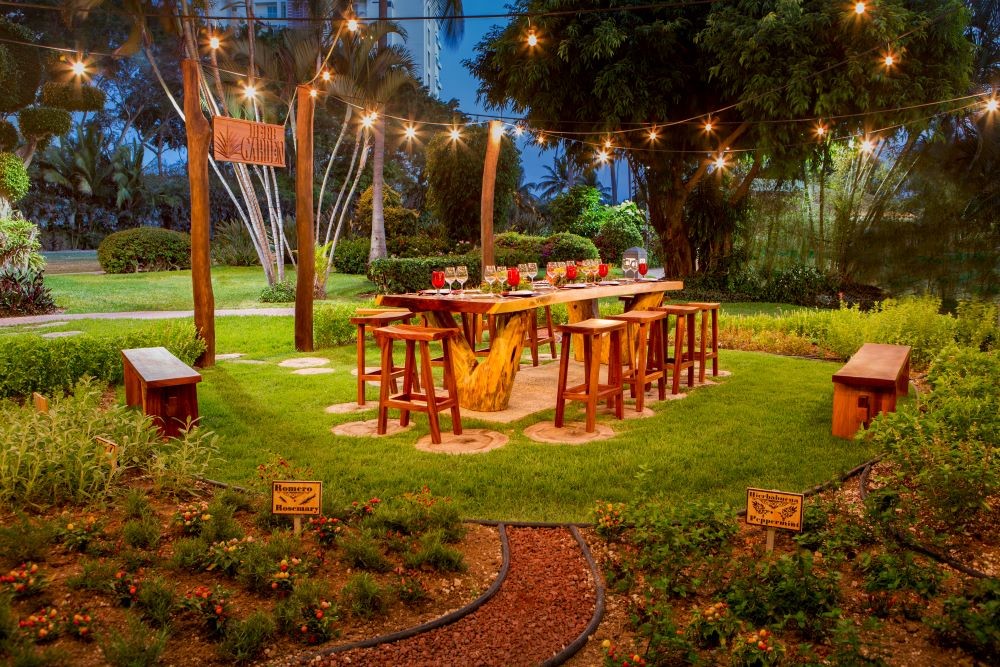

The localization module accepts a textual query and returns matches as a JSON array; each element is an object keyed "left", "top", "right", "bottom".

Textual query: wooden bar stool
[
  {"left": 554, "top": 318, "right": 626, "bottom": 433},
  {"left": 526, "top": 306, "right": 558, "bottom": 366},
  {"left": 610, "top": 310, "right": 668, "bottom": 411},
  {"left": 655, "top": 305, "right": 699, "bottom": 394},
  {"left": 373, "top": 324, "right": 462, "bottom": 445},
  {"left": 684, "top": 302, "right": 720, "bottom": 381},
  {"left": 350, "top": 310, "right": 414, "bottom": 406}
]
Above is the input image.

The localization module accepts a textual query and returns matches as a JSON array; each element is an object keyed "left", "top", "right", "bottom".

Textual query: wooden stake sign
[
  {"left": 212, "top": 116, "right": 286, "bottom": 167},
  {"left": 32, "top": 392, "right": 48, "bottom": 414},
  {"left": 271, "top": 480, "right": 322, "bottom": 535},
  {"left": 746, "top": 488, "right": 804, "bottom": 552},
  {"left": 95, "top": 436, "right": 119, "bottom": 472}
]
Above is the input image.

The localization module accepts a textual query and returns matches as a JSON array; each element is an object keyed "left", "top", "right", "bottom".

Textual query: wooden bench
[
  {"left": 832, "top": 343, "right": 910, "bottom": 439},
  {"left": 122, "top": 347, "right": 202, "bottom": 438}
]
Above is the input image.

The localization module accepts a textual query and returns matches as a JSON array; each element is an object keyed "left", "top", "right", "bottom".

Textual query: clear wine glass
[
  {"left": 496, "top": 265, "right": 507, "bottom": 293},
  {"left": 546, "top": 262, "right": 557, "bottom": 287},
  {"left": 527, "top": 262, "right": 538, "bottom": 285},
  {"left": 485, "top": 265, "right": 497, "bottom": 292},
  {"left": 622, "top": 258, "right": 632, "bottom": 281},
  {"left": 455, "top": 265, "right": 468, "bottom": 293},
  {"left": 444, "top": 266, "right": 457, "bottom": 295}
]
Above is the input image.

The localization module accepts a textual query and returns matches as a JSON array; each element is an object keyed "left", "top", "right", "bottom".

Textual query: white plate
[
  {"left": 463, "top": 292, "right": 496, "bottom": 299},
  {"left": 598, "top": 281, "right": 620, "bottom": 286},
  {"left": 563, "top": 283, "right": 590, "bottom": 289},
  {"left": 508, "top": 290, "right": 535, "bottom": 297}
]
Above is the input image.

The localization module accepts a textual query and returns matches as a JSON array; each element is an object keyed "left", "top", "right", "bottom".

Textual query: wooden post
[
  {"left": 481, "top": 120, "right": 502, "bottom": 270},
  {"left": 32, "top": 392, "right": 48, "bottom": 414},
  {"left": 765, "top": 528, "right": 775, "bottom": 553},
  {"left": 182, "top": 59, "right": 216, "bottom": 367},
  {"left": 294, "top": 85, "right": 315, "bottom": 352},
  {"left": 293, "top": 517, "right": 302, "bottom": 536}
]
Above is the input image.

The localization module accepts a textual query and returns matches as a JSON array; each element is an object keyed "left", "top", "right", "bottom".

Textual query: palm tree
[
  {"left": 370, "top": 0, "right": 464, "bottom": 261},
  {"left": 532, "top": 154, "right": 608, "bottom": 201}
]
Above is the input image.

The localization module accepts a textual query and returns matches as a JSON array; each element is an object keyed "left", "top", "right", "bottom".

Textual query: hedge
[
  {"left": 0, "top": 120, "right": 17, "bottom": 152},
  {"left": 40, "top": 81, "right": 107, "bottom": 113},
  {"left": 0, "top": 322, "right": 205, "bottom": 398},
  {"left": 98, "top": 227, "right": 192, "bottom": 273},
  {"left": 0, "top": 151, "right": 29, "bottom": 202},
  {"left": 17, "top": 106, "right": 72, "bottom": 140}
]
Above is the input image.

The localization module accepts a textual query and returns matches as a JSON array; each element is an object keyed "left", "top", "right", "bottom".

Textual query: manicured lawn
[
  {"left": 41, "top": 250, "right": 102, "bottom": 274},
  {"left": 44, "top": 266, "right": 374, "bottom": 312}
]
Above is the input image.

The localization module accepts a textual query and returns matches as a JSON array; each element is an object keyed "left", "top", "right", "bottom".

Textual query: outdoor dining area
[{"left": 346, "top": 255, "right": 722, "bottom": 447}]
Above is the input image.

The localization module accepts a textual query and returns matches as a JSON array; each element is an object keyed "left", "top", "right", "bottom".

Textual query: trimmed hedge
[
  {"left": 314, "top": 302, "right": 369, "bottom": 347},
  {"left": 333, "top": 237, "right": 370, "bottom": 275},
  {"left": 17, "top": 106, "right": 72, "bottom": 140},
  {"left": 0, "top": 322, "right": 205, "bottom": 398},
  {"left": 0, "top": 120, "right": 17, "bottom": 151},
  {"left": 0, "top": 151, "right": 29, "bottom": 202},
  {"left": 40, "top": 82, "right": 106, "bottom": 113},
  {"left": 98, "top": 227, "right": 192, "bottom": 274}
]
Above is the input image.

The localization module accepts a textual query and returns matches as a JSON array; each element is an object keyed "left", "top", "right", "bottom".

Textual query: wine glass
[
  {"left": 507, "top": 266, "right": 521, "bottom": 292},
  {"left": 455, "top": 265, "right": 468, "bottom": 293},
  {"left": 638, "top": 260, "right": 648, "bottom": 279},
  {"left": 566, "top": 263, "right": 578, "bottom": 282},
  {"left": 431, "top": 270, "right": 445, "bottom": 293},
  {"left": 496, "top": 265, "right": 507, "bottom": 293},
  {"left": 527, "top": 262, "right": 538, "bottom": 286},
  {"left": 598, "top": 263, "right": 609, "bottom": 282},
  {"left": 546, "top": 262, "right": 557, "bottom": 287},
  {"left": 444, "top": 266, "right": 457, "bottom": 294},
  {"left": 485, "top": 265, "right": 497, "bottom": 292}
]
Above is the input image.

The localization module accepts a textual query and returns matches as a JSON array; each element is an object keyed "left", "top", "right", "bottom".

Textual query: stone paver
[
  {"left": 414, "top": 429, "right": 509, "bottom": 455},
  {"left": 293, "top": 367, "right": 335, "bottom": 375},
  {"left": 40, "top": 330, "right": 84, "bottom": 339},
  {"left": 216, "top": 353, "right": 244, "bottom": 360},
  {"left": 229, "top": 359, "right": 267, "bottom": 365},
  {"left": 325, "top": 402, "right": 373, "bottom": 415},
  {"left": 278, "top": 357, "right": 330, "bottom": 369},
  {"left": 524, "top": 421, "right": 616, "bottom": 445},
  {"left": 332, "top": 419, "right": 413, "bottom": 438}
]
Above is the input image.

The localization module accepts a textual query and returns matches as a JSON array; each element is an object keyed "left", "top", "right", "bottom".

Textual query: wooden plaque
[
  {"left": 271, "top": 480, "right": 322, "bottom": 516},
  {"left": 213, "top": 116, "right": 286, "bottom": 167},
  {"left": 746, "top": 488, "right": 804, "bottom": 532}
]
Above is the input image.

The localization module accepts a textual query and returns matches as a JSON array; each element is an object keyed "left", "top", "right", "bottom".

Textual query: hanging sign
[
  {"left": 746, "top": 488, "right": 804, "bottom": 532},
  {"left": 213, "top": 117, "right": 286, "bottom": 167},
  {"left": 271, "top": 481, "right": 322, "bottom": 516}
]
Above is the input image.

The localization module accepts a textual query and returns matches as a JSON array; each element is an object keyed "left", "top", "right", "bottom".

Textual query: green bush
[
  {"left": 122, "top": 517, "right": 161, "bottom": 550},
  {"left": 594, "top": 202, "right": 645, "bottom": 265},
  {"left": 548, "top": 185, "right": 603, "bottom": 235},
  {"left": 0, "top": 151, "right": 29, "bottom": 202},
  {"left": 341, "top": 573, "right": 390, "bottom": 619},
  {"left": 339, "top": 532, "right": 392, "bottom": 572},
  {"left": 930, "top": 578, "right": 1000, "bottom": 661},
  {"left": 39, "top": 82, "right": 106, "bottom": 112},
  {"left": 0, "top": 321, "right": 204, "bottom": 398},
  {"left": 98, "top": 227, "right": 192, "bottom": 274},
  {"left": 15, "top": 107, "right": 71, "bottom": 142},
  {"left": 136, "top": 577, "right": 177, "bottom": 628},
  {"left": 403, "top": 530, "right": 466, "bottom": 572},
  {"left": 0, "top": 268, "right": 54, "bottom": 316},
  {"left": 100, "top": 613, "right": 168, "bottom": 667},
  {"left": 0, "top": 514, "right": 55, "bottom": 568},
  {"left": 761, "top": 265, "right": 837, "bottom": 306},
  {"left": 259, "top": 279, "right": 295, "bottom": 303},
  {"left": 540, "top": 232, "right": 600, "bottom": 263},
  {"left": 368, "top": 253, "right": 480, "bottom": 295},
  {"left": 218, "top": 611, "right": 275, "bottom": 664},
  {"left": 332, "top": 237, "right": 369, "bottom": 274},
  {"left": 211, "top": 219, "right": 259, "bottom": 267},
  {"left": 0, "top": 378, "right": 218, "bottom": 506},
  {"left": 0, "top": 120, "right": 17, "bottom": 151},
  {"left": 314, "top": 302, "right": 359, "bottom": 348}
]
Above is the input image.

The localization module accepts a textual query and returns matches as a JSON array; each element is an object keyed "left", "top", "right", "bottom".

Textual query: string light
[
  {"left": 596, "top": 150, "right": 610, "bottom": 163},
  {"left": 309, "top": 88, "right": 318, "bottom": 98},
  {"left": 526, "top": 29, "right": 538, "bottom": 47},
  {"left": 321, "top": 70, "right": 331, "bottom": 82},
  {"left": 985, "top": 98, "right": 998, "bottom": 113},
  {"left": 513, "top": 124, "right": 524, "bottom": 137},
  {"left": 537, "top": 133, "right": 546, "bottom": 145},
  {"left": 208, "top": 35, "right": 221, "bottom": 50},
  {"left": 703, "top": 119, "right": 714, "bottom": 133},
  {"left": 854, "top": 2, "right": 866, "bottom": 15},
  {"left": 883, "top": 53, "right": 895, "bottom": 67},
  {"left": 346, "top": 18, "right": 359, "bottom": 32},
  {"left": 713, "top": 154, "right": 727, "bottom": 170},
  {"left": 815, "top": 123, "right": 827, "bottom": 138},
  {"left": 604, "top": 138, "right": 613, "bottom": 150},
  {"left": 243, "top": 84, "right": 257, "bottom": 99},
  {"left": 449, "top": 126, "right": 462, "bottom": 142},
  {"left": 70, "top": 60, "right": 86, "bottom": 76},
  {"left": 404, "top": 124, "right": 417, "bottom": 140},
  {"left": 648, "top": 128, "right": 659, "bottom": 142},
  {"left": 860, "top": 137, "right": 876, "bottom": 154}
]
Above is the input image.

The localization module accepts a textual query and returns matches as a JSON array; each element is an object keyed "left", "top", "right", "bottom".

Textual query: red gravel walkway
[{"left": 314, "top": 527, "right": 597, "bottom": 667}]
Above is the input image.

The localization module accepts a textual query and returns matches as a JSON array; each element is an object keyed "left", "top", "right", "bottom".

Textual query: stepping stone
[
  {"left": 600, "top": 404, "right": 656, "bottom": 419},
  {"left": 293, "top": 367, "right": 335, "bottom": 375},
  {"left": 229, "top": 359, "right": 267, "bottom": 365},
  {"left": 278, "top": 357, "right": 330, "bottom": 369},
  {"left": 524, "top": 421, "right": 615, "bottom": 445},
  {"left": 325, "top": 402, "right": 373, "bottom": 415},
  {"left": 415, "top": 429, "right": 509, "bottom": 455},
  {"left": 216, "top": 353, "right": 244, "bottom": 360},
  {"left": 41, "top": 331, "right": 83, "bottom": 339},
  {"left": 32, "top": 321, "right": 69, "bottom": 329},
  {"left": 331, "top": 419, "right": 413, "bottom": 438}
]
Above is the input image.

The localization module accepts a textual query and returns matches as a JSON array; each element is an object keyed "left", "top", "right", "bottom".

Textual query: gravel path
[{"left": 312, "top": 527, "right": 597, "bottom": 667}]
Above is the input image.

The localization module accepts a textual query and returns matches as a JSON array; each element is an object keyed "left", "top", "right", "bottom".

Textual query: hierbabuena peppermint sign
[
  {"left": 213, "top": 117, "right": 286, "bottom": 167},
  {"left": 746, "top": 487, "right": 804, "bottom": 552}
]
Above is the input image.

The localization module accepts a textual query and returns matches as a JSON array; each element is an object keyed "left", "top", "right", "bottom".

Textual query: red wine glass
[
  {"left": 506, "top": 267, "right": 520, "bottom": 291},
  {"left": 431, "top": 271, "right": 445, "bottom": 292},
  {"left": 566, "top": 264, "right": 578, "bottom": 281},
  {"left": 598, "top": 263, "right": 609, "bottom": 280},
  {"left": 638, "top": 261, "right": 648, "bottom": 278}
]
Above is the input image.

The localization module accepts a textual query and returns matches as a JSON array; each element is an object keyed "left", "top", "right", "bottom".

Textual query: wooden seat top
[
  {"left": 684, "top": 302, "right": 721, "bottom": 309},
  {"left": 121, "top": 347, "right": 201, "bottom": 388},
  {"left": 374, "top": 323, "right": 457, "bottom": 343},
  {"left": 656, "top": 305, "right": 701, "bottom": 314},
  {"left": 611, "top": 310, "right": 668, "bottom": 323},
  {"left": 557, "top": 318, "right": 627, "bottom": 335},
  {"left": 350, "top": 311, "right": 413, "bottom": 326},
  {"left": 833, "top": 343, "right": 911, "bottom": 389}
]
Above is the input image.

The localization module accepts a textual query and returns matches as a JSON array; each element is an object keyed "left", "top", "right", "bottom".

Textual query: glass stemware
[
  {"left": 496, "top": 265, "right": 507, "bottom": 293},
  {"left": 431, "top": 270, "right": 445, "bottom": 293},
  {"left": 546, "top": 262, "right": 557, "bottom": 287},
  {"left": 527, "top": 262, "right": 538, "bottom": 285},
  {"left": 598, "top": 263, "right": 609, "bottom": 281},
  {"left": 484, "top": 265, "right": 497, "bottom": 292},
  {"left": 638, "top": 260, "right": 648, "bottom": 279},
  {"left": 455, "top": 265, "right": 468, "bottom": 293},
  {"left": 444, "top": 266, "right": 457, "bottom": 294}
]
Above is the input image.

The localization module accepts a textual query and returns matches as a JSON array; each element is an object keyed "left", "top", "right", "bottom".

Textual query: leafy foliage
[
  {"left": 930, "top": 578, "right": 1000, "bottom": 662},
  {"left": 259, "top": 279, "right": 296, "bottom": 303},
  {"left": 16, "top": 107, "right": 72, "bottom": 142},
  {"left": 0, "top": 152, "right": 29, "bottom": 202},
  {"left": 548, "top": 185, "right": 603, "bottom": 236},
  {"left": 594, "top": 202, "right": 645, "bottom": 265},
  {"left": 331, "top": 237, "right": 370, "bottom": 274},
  {"left": 313, "top": 302, "right": 359, "bottom": 348},
  {"left": 0, "top": 268, "right": 54, "bottom": 316},
  {"left": 211, "top": 219, "right": 260, "bottom": 267},
  {"left": 39, "top": 82, "right": 106, "bottom": 113},
  {"left": 97, "top": 227, "right": 192, "bottom": 274}
]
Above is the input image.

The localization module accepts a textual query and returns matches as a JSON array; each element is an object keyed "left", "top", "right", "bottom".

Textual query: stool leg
[
  {"left": 653, "top": 321, "right": 666, "bottom": 400},
  {"left": 673, "top": 315, "right": 684, "bottom": 395},
  {"left": 585, "top": 334, "right": 601, "bottom": 433},
  {"left": 687, "top": 313, "right": 696, "bottom": 387},
  {"left": 699, "top": 310, "right": 708, "bottom": 383},
  {"left": 419, "top": 341, "right": 442, "bottom": 444},
  {"left": 609, "top": 329, "right": 624, "bottom": 420},
  {"left": 376, "top": 337, "right": 392, "bottom": 435},
  {"left": 554, "top": 330, "right": 572, "bottom": 428},
  {"left": 635, "top": 322, "right": 649, "bottom": 413},
  {"left": 528, "top": 314, "right": 540, "bottom": 367},
  {"left": 400, "top": 340, "right": 416, "bottom": 427},
  {"left": 711, "top": 308, "right": 719, "bottom": 376},
  {"left": 624, "top": 323, "right": 637, "bottom": 399},
  {"left": 545, "top": 307, "right": 557, "bottom": 359},
  {"left": 442, "top": 338, "right": 462, "bottom": 436},
  {"left": 356, "top": 324, "right": 368, "bottom": 406}
]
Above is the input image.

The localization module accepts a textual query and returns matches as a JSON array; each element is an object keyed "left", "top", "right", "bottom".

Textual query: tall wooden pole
[
  {"left": 294, "top": 85, "right": 315, "bottom": 351},
  {"left": 182, "top": 59, "right": 215, "bottom": 367},
  {"left": 481, "top": 120, "right": 503, "bottom": 269}
]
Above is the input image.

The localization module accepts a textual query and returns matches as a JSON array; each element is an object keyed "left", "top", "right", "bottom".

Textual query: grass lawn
[
  {"left": 44, "top": 267, "right": 374, "bottom": 313},
  {"left": 41, "top": 250, "right": 102, "bottom": 274},
  {"left": 6, "top": 314, "right": 879, "bottom": 522}
]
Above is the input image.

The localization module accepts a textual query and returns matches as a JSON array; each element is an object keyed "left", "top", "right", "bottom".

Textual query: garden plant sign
[
  {"left": 746, "top": 488, "right": 804, "bottom": 552},
  {"left": 271, "top": 480, "right": 322, "bottom": 535}
]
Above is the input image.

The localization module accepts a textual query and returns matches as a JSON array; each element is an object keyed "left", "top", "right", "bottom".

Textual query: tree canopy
[{"left": 468, "top": 0, "right": 973, "bottom": 276}]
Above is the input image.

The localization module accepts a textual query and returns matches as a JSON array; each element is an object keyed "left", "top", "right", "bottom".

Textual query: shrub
[
  {"left": 341, "top": 573, "right": 389, "bottom": 619},
  {"left": 136, "top": 577, "right": 177, "bottom": 628},
  {"left": 548, "top": 185, "right": 603, "bottom": 235},
  {"left": 123, "top": 489, "right": 155, "bottom": 520},
  {"left": 761, "top": 265, "right": 837, "bottom": 306},
  {"left": 0, "top": 515, "right": 55, "bottom": 568},
  {"left": 365, "top": 487, "right": 464, "bottom": 542},
  {"left": 313, "top": 302, "right": 358, "bottom": 348},
  {"left": 0, "top": 151, "right": 29, "bottom": 202},
  {"left": 274, "top": 579, "right": 337, "bottom": 644},
  {"left": 218, "top": 611, "right": 275, "bottom": 664},
  {"left": 100, "top": 613, "right": 168, "bottom": 667},
  {"left": 495, "top": 231, "right": 546, "bottom": 265},
  {"left": 540, "top": 232, "right": 599, "bottom": 263},
  {"left": 0, "top": 120, "right": 17, "bottom": 151},
  {"left": 930, "top": 578, "right": 1000, "bottom": 661},
  {"left": 0, "top": 321, "right": 203, "bottom": 399},
  {"left": 211, "top": 219, "right": 259, "bottom": 267},
  {"left": 97, "top": 227, "right": 192, "bottom": 274},
  {"left": 368, "top": 253, "right": 480, "bottom": 295},
  {"left": 403, "top": 530, "right": 465, "bottom": 572},
  {"left": 15, "top": 107, "right": 71, "bottom": 142},
  {"left": 168, "top": 537, "right": 208, "bottom": 572},
  {"left": 122, "top": 518, "right": 161, "bottom": 551},
  {"left": 39, "top": 82, "right": 106, "bottom": 112},
  {"left": 332, "top": 237, "right": 369, "bottom": 274},
  {"left": 0, "top": 268, "right": 54, "bottom": 316},
  {"left": 259, "top": 279, "right": 295, "bottom": 303},
  {"left": 0, "top": 378, "right": 217, "bottom": 506},
  {"left": 339, "top": 532, "right": 392, "bottom": 572},
  {"left": 594, "top": 202, "right": 645, "bottom": 265}
]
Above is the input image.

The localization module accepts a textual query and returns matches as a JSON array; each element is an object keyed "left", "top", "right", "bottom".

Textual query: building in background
[{"left": 216, "top": 0, "right": 443, "bottom": 97}]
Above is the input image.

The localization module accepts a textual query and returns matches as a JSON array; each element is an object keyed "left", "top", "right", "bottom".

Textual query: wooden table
[{"left": 377, "top": 280, "right": 683, "bottom": 411}]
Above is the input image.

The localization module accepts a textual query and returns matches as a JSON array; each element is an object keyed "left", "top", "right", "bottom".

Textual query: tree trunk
[
  {"left": 369, "top": 116, "right": 388, "bottom": 261},
  {"left": 646, "top": 164, "right": 694, "bottom": 277},
  {"left": 609, "top": 159, "right": 618, "bottom": 204},
  {"left": 294, "top": 85, "right": 314, "bottom": 352}
]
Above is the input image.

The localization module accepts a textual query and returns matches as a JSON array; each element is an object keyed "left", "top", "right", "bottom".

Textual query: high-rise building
[{"left": 215, "top": 1, "right": 443, "bottom": 97}]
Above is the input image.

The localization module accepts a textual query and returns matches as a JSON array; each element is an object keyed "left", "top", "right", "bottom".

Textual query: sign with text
[
  {"left": 746, "top": 488, "right": 804, "bottom": 532},
  {"left": 213, "top": 116, "right": 286, "bottom": 167},
  {"left": 271, "top": 480, "right": 322, "bottom": 516}
]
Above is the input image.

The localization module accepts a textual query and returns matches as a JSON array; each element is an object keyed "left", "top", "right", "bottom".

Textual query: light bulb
[
  {"left": 987, "top": 98, "right": 999, "bottom": 112},
  {"left": 209, "top": 36, "right": 221, "bottom": 50},
  {"left": 71, "top": 60, "right": 86, "bottom": 76},
  {"left": 244, "top": 85, "right": 257, "bottom": 99},
  {"left": 513, "top": 125, "right": 524, "bottom": 137},
  {"left": 449, "top": 127, "right": 462, "bottom": 142},
  {"left": 604, "top": 139, "right": 613, "bottom": 149},
  {"left": 883, "top": 54, "right": 894, "bottom": 67},
  {"left": 596, "top": 150, "right": 609, "bottom": 163},
  {"left": 648, "top": 129, "right": 658, "bottom": 141},
  {"left": 537, "top": 133, "right": 546, "bottom": 145},
  {"left": 861, "top": 138, "right": 875, "bottom": 154},
  {"left": 347, "top": 18, "right": 359, "bottom": 32},
  {"left": 704, "top": 120, "right": 713, "bottom": 133},
  {"left": 815, "top": 124, "right": 827, "bottom": 138},
  {"left": 361, "top": 112, "right": 377, "bottom": 129},
  {"left": 527, "top": 30, "right": 538, "bottom": 47},
  {"left": 321, "top": 70, "right": 331, "bottom": 82},
  {"left": 404, "top": 125, "right": 417, "bottom": 140},
  {"left": 714, "top": 155, "right": 726, "bottom": 169},
  {"left": 309, "top": 88, "right": 318, "bottom": 98},
  {"left": 854, "top": 2, "right": 866, "bottom": 15}
]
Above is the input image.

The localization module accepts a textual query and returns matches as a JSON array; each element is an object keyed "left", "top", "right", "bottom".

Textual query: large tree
[{"left": 468, "top": 0, "right": 972, "bottom": 276}]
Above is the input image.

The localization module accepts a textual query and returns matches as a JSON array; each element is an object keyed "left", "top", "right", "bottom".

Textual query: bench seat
[
  {"left": 832, "top": 343, "right": 910, "bottom": 439},
  {"left": 122, "top": 347, "right": 201, "bottom": 438}
]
